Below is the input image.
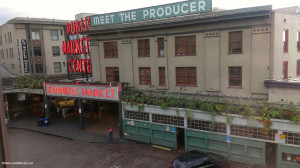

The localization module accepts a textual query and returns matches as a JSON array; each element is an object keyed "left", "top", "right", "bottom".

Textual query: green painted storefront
[{"left": 122, "top": 104, "right": 300, "bottom": 168}]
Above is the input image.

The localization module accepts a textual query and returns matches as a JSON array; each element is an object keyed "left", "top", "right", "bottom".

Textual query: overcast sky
[{"left": 1, "top": 0, "right": 299, "bottom": 25}]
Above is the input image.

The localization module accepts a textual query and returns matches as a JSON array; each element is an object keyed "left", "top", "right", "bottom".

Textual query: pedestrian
[{"left": 108, "top": 126, "right": 114, "bottom": 142}]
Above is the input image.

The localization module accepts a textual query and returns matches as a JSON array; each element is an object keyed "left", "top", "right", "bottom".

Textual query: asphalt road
[{"left": 7, "top": 129, "right": 181, "bottom": 168}]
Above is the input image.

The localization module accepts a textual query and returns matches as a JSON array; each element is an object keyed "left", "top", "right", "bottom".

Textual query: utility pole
[{"left": 0, "top": 74, "right": 10, "bottom": 168}]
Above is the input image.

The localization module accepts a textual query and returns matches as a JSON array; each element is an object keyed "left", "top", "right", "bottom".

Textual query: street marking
[{"left": 152, "top": 145, "right": 171, "bottom": 151}]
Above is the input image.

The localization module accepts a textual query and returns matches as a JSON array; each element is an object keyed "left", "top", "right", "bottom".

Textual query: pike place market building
[{"left": 74, "top": 1, "right": 300, "bottom": 167}]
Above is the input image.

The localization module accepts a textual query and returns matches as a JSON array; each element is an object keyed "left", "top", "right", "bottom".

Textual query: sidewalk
[{"left": 7, "top": 117, "right": 129, "bottom": 143}]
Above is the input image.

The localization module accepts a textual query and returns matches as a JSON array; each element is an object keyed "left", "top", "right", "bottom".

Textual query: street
[{"left": 7, "top": 129, "right": 181, "bottom": 168}]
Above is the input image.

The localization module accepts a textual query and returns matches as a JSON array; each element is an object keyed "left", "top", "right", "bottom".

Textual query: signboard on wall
[
  {"left": 44, "top": 82, "right": 119, "bottom": 102},
  {"left": 91, "top": 0, "right": 212, "bottom": 26},
  {"left": 21, "top": 39, "right": 29, "bottom": 73}
]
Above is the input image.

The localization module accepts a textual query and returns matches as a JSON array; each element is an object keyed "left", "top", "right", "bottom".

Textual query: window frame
[
  {"left": 228, "top": 31, "right": 243, "bottom": 54},
  {"left": 175, "top": 67, "right": 197, "bottom": 86},
  {"left": 297, "top": 32, "right": 300, "bottom": 52},
  {"left": 228, "top": 66, "right": 243, "bottom": 88},
  {"left": 33, "top": 47, "right": 42, "bottom": 56},
  {"left": 297, "top": 60, "right": 300, "bottom": 76},
  {"left": 50, "top": 30, "right": 59, "bottom": 41},
  {"left": 283, "top": 30, "right": 288, "bottom": 53},
  {"left": 53, "top": 62, "right": 62, "bottom": 73},
  {"left": 104, "top": 41, "right": 118, "bottom": 58},
  {"left": 175, "top": 35, "right": 196, "bottom": 56},
  {"left": 139, "top": 67, "right": 151, "bottom": 85},
  {"left": 158, "top": 67, "right": 166, "bottom": 86},
  {"left": 9, "top": 48, "right": 13, "bottom": 58},
  {"left": 138, "top": 39, "right": 150, "bottom": 57},
  {"left": 283, "top": 61, "right": 288, "bottom": 79},
  {"left": 157, "top": 37, "right": 165, "bottom": 57},
  {"left": 52, "top": 46, "right": 60, "bottom": 56},
  {"left": 106, "top": 67, "right": 120, "bottom": 82}
]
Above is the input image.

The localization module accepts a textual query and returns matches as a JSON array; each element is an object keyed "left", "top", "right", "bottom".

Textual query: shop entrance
[
  {"left": 177, "top": 128, "right": 185, "bottom": 151},
  {"left": 265, "top": 142, "right": 277, "bottom": 168},
  {"left": 84, "top": 101, "right": 120, "bottom": 138}
]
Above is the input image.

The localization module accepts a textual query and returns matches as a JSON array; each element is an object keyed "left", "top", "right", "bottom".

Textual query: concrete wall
[
  {"left": 90, "top": 17, "right": 271, "bottom": 98},
  {"left": 269, "top": 87, "right": 300, "bottom": 104},
  {"left": 0, "top": 23, "right": 26, "bottom": 75},
  {"left": 42, "top": 25, "right": 67, "bottom": 75}
]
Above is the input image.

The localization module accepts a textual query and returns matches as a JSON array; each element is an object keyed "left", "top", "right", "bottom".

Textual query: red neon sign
[
  {"left": 66, "top": 17, "right": 90, "bottom": 35},
  {"left": 68, "top": 59, "right": 92, "bottom": 73},
  {"left": 44, "top": 83, "right": 119, "bottom": 101},
  {"left": 62, "top": 37, "right": 89, "bottom": 55}
]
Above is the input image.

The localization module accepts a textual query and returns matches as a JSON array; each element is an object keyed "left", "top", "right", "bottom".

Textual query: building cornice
[{"left": 86, "top": 5, "right": 272, "bottom": 35}]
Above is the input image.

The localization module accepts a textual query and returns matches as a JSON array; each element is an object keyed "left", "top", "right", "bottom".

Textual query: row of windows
[
  {"left": 0, "top": 32, "right": 13, "bottom": 46},
  {"left": 103, "top": 31, "right": 242, "bottom": 58},
  {"left": 103, "top": 30, "right": 300, "bottom": 58},
  {"left": 105, "top": 66, "right": 242, "bottom": 87},
  {"left": 124, "top": 110, "right": 300, "bottom": 145},
  {"left": 283, "top": 30, "right": 300, "bottom": 53},
  {"left": 283, "top": 60, "right": 300, "bottom": 79},
  {"left": 30, "top": 30, "right": 60, "bottom": 41},
  {"left": 0, "top": 48, "right": 14, "bottom": 59}
]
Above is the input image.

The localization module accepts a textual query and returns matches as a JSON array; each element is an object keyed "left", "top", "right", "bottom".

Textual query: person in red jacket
[{"left": 108, "top": 126, "right": 114, "bottom": 142}]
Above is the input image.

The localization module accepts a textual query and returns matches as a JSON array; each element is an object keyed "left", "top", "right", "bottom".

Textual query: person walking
[{"left": 108, "top": 126, "right": 114, "bottom": 142}]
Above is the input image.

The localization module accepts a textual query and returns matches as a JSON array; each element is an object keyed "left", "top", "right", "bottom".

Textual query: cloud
[{"left": 0, "top": 7, "right": 32, "bottom": 26}]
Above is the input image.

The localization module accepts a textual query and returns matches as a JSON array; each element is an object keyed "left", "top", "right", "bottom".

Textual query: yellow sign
[{"left": 280, "top": 134, "right": 286, "bottom": 139}]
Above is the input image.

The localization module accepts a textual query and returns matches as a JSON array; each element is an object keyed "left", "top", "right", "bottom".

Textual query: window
[
  {"left": 159, "top": 67, "right": 166, "bottom": 86},
  {"left": 34, "top": 47, "right": 42, "bottom": 56},
  {"left": 69, "top": 34, "right": 78, "bottom": 40},
  {"left": 283, "top": 30, "right": 288, "bottom": 53},
  {"left": 297, "top": 60, "right": 300, "bottom": 76},
  {"left": 283, "top": 61, "right": 288, "bottom": 79},
  {"left": 175, "top": 35, "right": 196, "bottom": 56},
  {"left": 0, "top": 50, "right": 4, "bottom": 59},
  {"left": 6, "top": 49, "right": 8, "bottom": 58},
  {"left": 5, "top": 34, "right": 7, "bottom": 44},
  {"left": 35, "top": 64, "right": 43, "bottom": 73},
  {"left": 176, "top": 67, "right": 197, "bottom": 86},
  {"left": 106, "top": 67, "right": 119, "bottom": 82},
  {"left": 0, "top": 36, "right": 2, "bottom": 45},
  {"left": 51, "top": 30, "right": 59, "bottom": 41},
  {"left": 138, "top": 39, "right": 150, "bottom": 57},
  {"left": 297, "top": 32, "right": 300, "bottom": 52},
  {"left": 139, "top": 67, "right": 151, "bottom": 85},
  {"left": 11, "top": 64, "right": 15, "bottom": 69},
  {"left": 31, "top": 30, "right": 40, "bottom": 40},
  {"left": 104, "top": 41, "right": 118, "bottom": 58},
  {"left": 228, "top": 67, "right": 242, "bottom": 87},
  {"left": 52, "top": 46, "right": 60, "bottom": 56},
  {"left": 8, "top": 32, "right": 12, "bottom": 43},
  {"left": 157, "top": 37, "right": 165, "bottom": 57},
  {"left": 229, "top": 31, "right": 242, "bottom": 54},
  {"left": 53, "top": 62, "right": 62, "bottom": 72},
  {"left": 9, "top": 48, "right": 13, "bottom": 58}
]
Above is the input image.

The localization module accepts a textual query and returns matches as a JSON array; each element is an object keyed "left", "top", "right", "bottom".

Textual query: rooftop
[{"left": 5, "top": 17, "right": 70, "bottom": 26}]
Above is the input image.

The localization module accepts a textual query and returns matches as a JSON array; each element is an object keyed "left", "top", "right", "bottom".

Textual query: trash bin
[{"left": 42, "top": 118, "right": 49, "bottom": 126}]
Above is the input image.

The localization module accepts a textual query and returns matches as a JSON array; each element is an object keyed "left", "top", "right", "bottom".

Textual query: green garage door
[
  {"left": 186, "top": 129, "right": 265, "bottom": 166},
  {"left": 123, "top": 119, "right": 177, "bottom": 149}
]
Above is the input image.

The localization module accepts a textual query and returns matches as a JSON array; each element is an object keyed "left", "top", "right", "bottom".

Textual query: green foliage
[
  {"left": 14, "top": 75, "right": 46, "bottom": 90},
  {"left": 122, "top": 89, "right": 300, "bottom": 124},
  {"left": 185, "top": 108, "right": 193, "bottom": 121}
]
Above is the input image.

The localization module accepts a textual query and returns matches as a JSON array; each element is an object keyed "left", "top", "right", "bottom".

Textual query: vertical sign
[{"left": 21, "top": 39, "right": 29, "bottom": 73}]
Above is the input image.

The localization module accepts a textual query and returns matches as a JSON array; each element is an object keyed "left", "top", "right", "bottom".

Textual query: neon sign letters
[{"left": 62, "top": 17, "right": 92, "bottom": 74}]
